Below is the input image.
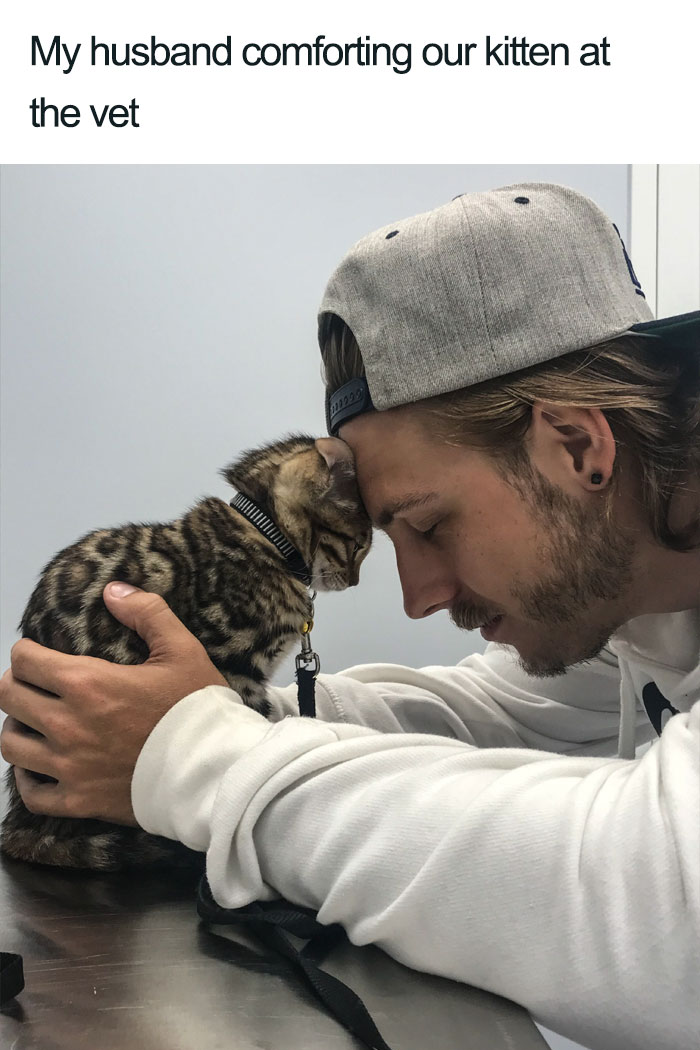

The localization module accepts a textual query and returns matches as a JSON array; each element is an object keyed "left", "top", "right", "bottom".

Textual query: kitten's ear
[
  {"left": 219, "top": 462, "right": 237, "bottom": 489},
  {"left": 315, "top": 437, "right": 356, "bottom": 475},
  {"left": 314, "top": 437, "right": 360, "bottom": 502}
]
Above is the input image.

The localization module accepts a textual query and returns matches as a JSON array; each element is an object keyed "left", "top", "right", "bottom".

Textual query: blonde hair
[{"left": 322, "top": 316, "right": 700, "bottom": 550}]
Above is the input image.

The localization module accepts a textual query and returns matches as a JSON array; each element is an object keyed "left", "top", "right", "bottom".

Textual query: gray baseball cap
[{"left": 320, "top": 183, "right": 700, "bottom": 435}]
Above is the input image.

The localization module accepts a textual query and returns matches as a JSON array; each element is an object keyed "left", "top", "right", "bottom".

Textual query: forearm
[{"left": 132, "top": 687, "right": 699, "bottom": 1050}]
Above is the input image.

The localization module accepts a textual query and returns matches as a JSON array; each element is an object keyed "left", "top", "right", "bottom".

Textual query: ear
[
  {"left": 315, "top": 437, "right": 356, "bottom": 474},
  {"left": 314, "top": 437, "right": 362, "bottom": 506},
  {"left": 528, "top": 403, "right": 616, "bottom": 492}
]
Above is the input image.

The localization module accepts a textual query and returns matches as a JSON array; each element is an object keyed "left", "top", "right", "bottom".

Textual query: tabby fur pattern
[{"left": 2, "top": 435, "right": 371, "bottom": 871}]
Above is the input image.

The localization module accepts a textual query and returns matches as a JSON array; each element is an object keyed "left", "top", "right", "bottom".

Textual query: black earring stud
[{"left": 591, "top": 473, "right": 603, "bottom": 485}]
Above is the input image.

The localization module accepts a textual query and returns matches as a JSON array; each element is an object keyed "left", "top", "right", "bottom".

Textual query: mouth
[
  {"left": 479, "top": 614, "right": 504, "bottom": 641},
  {"left": 312, "top": 573, "right": 346, "bottom": 593}
]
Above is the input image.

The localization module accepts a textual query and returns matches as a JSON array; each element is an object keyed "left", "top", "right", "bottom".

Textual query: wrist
[{"left": 131, "top": 685, "right": 271, "bottom": 850}]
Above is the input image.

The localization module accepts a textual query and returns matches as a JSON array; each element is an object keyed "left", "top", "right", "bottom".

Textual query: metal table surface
[{"left": 0, "top": 853, "right": 548, "bottom": 1050}]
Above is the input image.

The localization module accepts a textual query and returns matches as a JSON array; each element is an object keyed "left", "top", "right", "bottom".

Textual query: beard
[{"left": 450, "top": 461, "right": 635, "bottom": 677}]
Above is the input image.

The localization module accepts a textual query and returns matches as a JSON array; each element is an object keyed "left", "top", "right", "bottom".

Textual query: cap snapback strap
[{"left": 326, "top": 377, "right": 374, "bottom": 435}]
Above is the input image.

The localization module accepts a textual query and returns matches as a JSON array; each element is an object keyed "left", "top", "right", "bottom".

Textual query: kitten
[{"left": 2, "top": 435, "right": 371, "bottom": 871}]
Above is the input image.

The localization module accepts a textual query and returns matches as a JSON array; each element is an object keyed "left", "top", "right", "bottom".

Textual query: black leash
[
  {"left": 295, "top": 665, "right": 318, "bottom": 717},
  {"left": 197, "top": 880, "right": 393, "bottom": 1050},
  {"left": 195, "top": 550, "right": 394, "bottom": 1048},
  {"left": 0, "top": 951, "right": 24, "bottom": 1007}
]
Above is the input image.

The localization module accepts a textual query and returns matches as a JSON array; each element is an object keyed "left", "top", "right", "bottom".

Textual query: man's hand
[{"left": 0, "top": 583, "right": 227, "bottom": 826}]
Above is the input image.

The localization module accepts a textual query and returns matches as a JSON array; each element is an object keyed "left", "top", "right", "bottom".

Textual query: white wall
[{"left": 629, "top": 164, "right": 700, "bottom": 316}]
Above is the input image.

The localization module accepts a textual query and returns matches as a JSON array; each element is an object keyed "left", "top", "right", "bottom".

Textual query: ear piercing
[{"left": 591, "top": 472, "right": 603, "bottom": 485}]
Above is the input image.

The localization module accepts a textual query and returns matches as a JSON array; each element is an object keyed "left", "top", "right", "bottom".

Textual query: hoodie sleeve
[{"left": 131, "top": 653, "right": 697, "bottom": 1050}]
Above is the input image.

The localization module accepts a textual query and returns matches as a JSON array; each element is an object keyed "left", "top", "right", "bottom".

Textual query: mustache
[{"left": 449, "top": 599, "right": 500, "bottom": 632}]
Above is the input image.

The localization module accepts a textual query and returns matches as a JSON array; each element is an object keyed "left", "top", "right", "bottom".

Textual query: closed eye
[
  {"left": 416, "top": 518, "right": 444, "bottom": 541},
  {"left": 322, "top": 525, "right": 357, "bottom": 544}
]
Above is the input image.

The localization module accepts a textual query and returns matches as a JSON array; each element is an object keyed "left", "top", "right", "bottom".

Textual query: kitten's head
[{"left": 222, "top": 435, "right": 372, "bottom": 592}]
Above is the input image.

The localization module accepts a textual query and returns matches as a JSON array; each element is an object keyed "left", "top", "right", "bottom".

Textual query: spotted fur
[{"left": 2, "top": 435, "right": 371, "bottom": 871}]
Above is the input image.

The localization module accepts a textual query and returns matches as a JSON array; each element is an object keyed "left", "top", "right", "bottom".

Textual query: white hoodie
[{"left": 131, "top": 611, "right": 700, "bottom": 1050}]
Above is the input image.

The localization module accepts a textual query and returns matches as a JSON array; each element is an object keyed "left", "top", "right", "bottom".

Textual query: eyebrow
[{"left": 374, "top": 493, "right": 440, "bottom": 530}]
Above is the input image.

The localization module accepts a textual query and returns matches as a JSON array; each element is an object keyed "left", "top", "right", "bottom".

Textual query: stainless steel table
[{"left": 0, "top": 853, "right": 548, "bottom": 1049}]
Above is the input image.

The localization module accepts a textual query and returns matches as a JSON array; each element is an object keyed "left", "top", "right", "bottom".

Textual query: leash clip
[
  {"left": 295, "top": 590, "right": 321, "bottom": 677},
  {"left": 295, "top": 591, "right": 320, "bottom": 717}
]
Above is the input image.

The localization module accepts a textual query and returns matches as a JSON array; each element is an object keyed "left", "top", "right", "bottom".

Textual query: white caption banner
[{"left": 0, "top": 0, "right": 697, "bottom": 163}]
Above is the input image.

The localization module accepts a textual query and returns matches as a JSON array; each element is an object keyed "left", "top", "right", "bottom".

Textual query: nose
[{"left": 394, "top": 534, "right": 459, "bottom": 619}]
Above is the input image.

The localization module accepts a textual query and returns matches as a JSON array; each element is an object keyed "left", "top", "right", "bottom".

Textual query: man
[{"left": 1, "top": 184, "right": 698, "bottom": 1050}]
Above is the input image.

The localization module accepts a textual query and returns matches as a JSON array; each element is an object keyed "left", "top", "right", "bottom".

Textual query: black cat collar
[{"left": 230, "top": 492, "right": 312, "bottom": 587}]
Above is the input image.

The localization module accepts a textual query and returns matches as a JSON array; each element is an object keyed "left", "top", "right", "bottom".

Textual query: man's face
[{"left": 342, "top": 407, "right": 636, "bottom": 677}]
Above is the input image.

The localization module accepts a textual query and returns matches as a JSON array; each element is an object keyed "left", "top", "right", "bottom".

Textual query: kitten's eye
[{"left": 352, "top": 541, "right": 363, "bottom": 555}]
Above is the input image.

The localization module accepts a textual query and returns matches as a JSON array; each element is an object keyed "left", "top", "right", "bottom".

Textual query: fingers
[
  {"left": 0, "top": 670, "right": 57, "bottom": 733},
  {"left": 13, "top": 767, "right": 70, "bottom": 818},
  {"left": 3, "top": 629, "right": 172, "bottom": 726},
  {"left": 102, "top": 582, "right": 202, "bottom": 660},
  {"left": 1, "top": 717, "right": 59, "bottom": 779},
  {"left": 2, "top": 590, "right": 206, "bottom": 722},
  {"left": 13, "top": 754, "right": 136, "bottom": 824},
  {"left": 7, "top": 639, "right": 78, "bottom": 696}
]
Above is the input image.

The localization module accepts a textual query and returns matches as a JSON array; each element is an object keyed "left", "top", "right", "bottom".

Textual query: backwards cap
[{"left": 320, "top": 183, "right": 700, "bottom": 434}]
